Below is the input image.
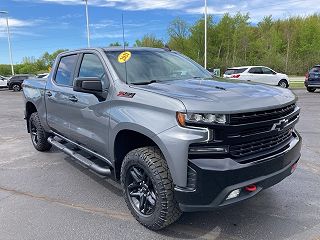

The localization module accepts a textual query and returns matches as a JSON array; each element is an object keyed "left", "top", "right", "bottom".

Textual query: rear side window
[
  {"left": 249, "top": 67, "right": 263, "bottom": 74},
  {"left": 78, "top": 54, "right": 105, "bottom": 79},
  {"left": 225, "top": 68, "right": 247, "bottom": 75},
  {"left": 224, "top": 68, "right": 248, "bottom": 75},
  {"left": 55, "top": 54, "right": 78, "bottom": 86},
  {"left": 310, "top": 67, "right": 320, "bottom": 73}
]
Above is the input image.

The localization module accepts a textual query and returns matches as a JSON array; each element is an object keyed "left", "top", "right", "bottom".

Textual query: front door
[
  {"left": 261, "top": 67, "right": 278, "bottom": 85},
  {"left": 247, "top": 67, "right": 264, "bottom": 83},
  {"left": 67, "top": 52, "right": 111, "bottom": 157}
]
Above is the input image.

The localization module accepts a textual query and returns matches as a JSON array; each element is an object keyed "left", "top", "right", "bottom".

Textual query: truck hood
[{"left": 133, "top": 79, "right": 296, "bottom": 113}]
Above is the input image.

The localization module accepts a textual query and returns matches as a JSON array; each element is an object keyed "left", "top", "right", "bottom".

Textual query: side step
[{"left": 48, "top": 137, "right": 111, "bottom": 176}]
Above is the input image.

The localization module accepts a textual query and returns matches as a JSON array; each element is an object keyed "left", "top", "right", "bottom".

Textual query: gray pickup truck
[{"left": 23, "top": 47, "right": 302, "bottom": 230}]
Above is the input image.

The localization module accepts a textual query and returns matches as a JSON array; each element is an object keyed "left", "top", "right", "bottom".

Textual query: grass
[{"left": 290, "top": 81, "right": 305, "bottom": 89}]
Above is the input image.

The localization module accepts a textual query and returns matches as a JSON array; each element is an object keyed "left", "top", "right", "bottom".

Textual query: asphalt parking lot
[{"left": 0, "top": 89, "right": 319, "bottom": 240}]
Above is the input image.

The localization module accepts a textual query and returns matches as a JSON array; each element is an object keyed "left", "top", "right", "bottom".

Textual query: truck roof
[{"left": 59, "top": 47, "right": 169, "bottom": 55}]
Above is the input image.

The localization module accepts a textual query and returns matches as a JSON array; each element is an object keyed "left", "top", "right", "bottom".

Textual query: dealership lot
[{"left": 0, "top": 89, "right": 319, "bottom": 240}]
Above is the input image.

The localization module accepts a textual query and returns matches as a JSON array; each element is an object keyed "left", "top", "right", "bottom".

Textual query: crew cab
[
  {"left": 223, "top": 66, "right": 290, "bottom": 88},
  {"left": 23, "top": 48, "right": 301, "bottom": 230}
]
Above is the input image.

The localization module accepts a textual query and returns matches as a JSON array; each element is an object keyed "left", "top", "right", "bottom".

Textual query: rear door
[
  {"left": 261, "top": 67, "right": 278, "bottom": 85},
  {"left": 45, "top": 53, "right": 79, "bottom": 140}
]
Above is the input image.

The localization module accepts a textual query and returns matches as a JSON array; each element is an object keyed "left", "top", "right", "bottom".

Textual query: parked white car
[
  {"left": 223, "top": 66, "right": 290, "bottom": 88},
  {"left": 0, "top": 75, "right": 8, "bottom": 88}
]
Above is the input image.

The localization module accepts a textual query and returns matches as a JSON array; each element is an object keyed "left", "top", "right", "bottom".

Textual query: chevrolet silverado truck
[{"left": 23, "top": 48, "right": 302, "bottom": 230}]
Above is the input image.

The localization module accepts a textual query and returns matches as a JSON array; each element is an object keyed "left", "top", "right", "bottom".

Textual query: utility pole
[
  {"left": 83, "top": 0, "right": 90, "bottom": 47},
  {"left": 0, "top": 11, "right": 14, "bottom": 75},
  {"left": 204, "top": 0, "right": 207, "bottom": 69}
]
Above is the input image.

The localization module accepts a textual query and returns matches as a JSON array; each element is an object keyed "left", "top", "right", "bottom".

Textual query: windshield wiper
[
  {"left": 130, "top": 80, "right": 160, "bottom": 85},
  {"left": 192, "top": 76, "right": 213, "bottom": 80}
]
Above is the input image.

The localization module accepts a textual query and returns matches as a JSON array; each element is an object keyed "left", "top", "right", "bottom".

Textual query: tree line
[{"left": 1, "top": 13, "right": 319, "bottom": 76}]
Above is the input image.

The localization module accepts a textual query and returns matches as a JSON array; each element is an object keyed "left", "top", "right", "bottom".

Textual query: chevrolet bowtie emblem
[{"left": 271, "top": 119, "right": 288, "bottom": 131}]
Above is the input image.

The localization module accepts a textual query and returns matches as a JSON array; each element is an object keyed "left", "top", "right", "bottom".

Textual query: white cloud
[
  {"left": 90, "top": 32, "right": 127, "bottom": 39},
  {"left": 14, "top": 0, "right": 198, "bottom": 11},
  {"left": 0, "top": 18, "right": 35, "bottom": 28},
  {"left": 185, "top": 0, "right": 320, "bottom": 22}
]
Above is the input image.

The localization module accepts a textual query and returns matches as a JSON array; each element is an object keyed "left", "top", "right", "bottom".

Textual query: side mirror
[{"left": 74, "top": 77, "right": 103, "bottom": 93}]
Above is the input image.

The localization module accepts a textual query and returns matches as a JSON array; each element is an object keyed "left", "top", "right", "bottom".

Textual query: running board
[{"left": 48, "top": 137, "right": 111, "bottom": 176}]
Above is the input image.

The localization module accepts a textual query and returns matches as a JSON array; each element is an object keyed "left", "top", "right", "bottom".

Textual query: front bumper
[{"left": 175, "top": 131, "right": 302, "bottom": 212}]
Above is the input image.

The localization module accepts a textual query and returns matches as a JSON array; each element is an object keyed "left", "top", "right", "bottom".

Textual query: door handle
[
  {"left": 46, "top": 91, "right": 52, "bottom": 97},
  {"left": 68, "top": 96, "right": 78, "bottom": 102}
]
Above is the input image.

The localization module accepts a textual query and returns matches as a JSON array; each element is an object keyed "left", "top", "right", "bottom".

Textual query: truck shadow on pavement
[{"left": 61, "top": 154, "right": 315, "bottom": 240}]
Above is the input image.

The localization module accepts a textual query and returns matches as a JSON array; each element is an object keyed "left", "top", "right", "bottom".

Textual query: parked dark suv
[
  {"left": 305, "top": 65, "right": 320, "bottom": 92},
  {"left": 7, "top": 74, "right": 35, "bottom": 91}
]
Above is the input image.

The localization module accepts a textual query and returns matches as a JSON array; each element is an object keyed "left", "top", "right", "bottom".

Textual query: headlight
[{"left": 176, "top": 112, "right": 227, "bottom": 126}]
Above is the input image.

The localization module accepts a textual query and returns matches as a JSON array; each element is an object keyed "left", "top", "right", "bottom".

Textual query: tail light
[
  {"left": 231, "top": 74, "right": 241, "bottom": 78},
  {"left": 305, "top": 72, "right": 309, "bottom": 81}
]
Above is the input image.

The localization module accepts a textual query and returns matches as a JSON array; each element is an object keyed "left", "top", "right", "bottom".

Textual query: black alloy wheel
[{"left": 125, "top": 165, "right": 157, "bottom": 216}]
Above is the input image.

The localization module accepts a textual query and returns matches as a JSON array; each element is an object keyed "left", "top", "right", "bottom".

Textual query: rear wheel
[
  {"left": 278, "top": 80, "right": 289, "bottom": 88},
  {"left": 121, "top": 147, "right": 182, "bottom": 230},
  {"left": 29, "top": 112, "right": 52, "bottom": 151},
  {"left": 12, "top": 84, "right": 21, "bottom": 92},
  {"left": 307, "top": 87, "right": 316, "bottom": 92}
]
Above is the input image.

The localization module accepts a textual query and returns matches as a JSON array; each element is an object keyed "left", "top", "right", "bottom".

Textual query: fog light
[
  {"left": 189, "top": 146, "right": 228, "bottom": 153},
  {"left": 226, "top": 189, "right": 241, "bottom": 200}
]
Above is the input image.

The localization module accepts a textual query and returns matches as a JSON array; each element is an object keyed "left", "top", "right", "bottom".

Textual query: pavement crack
[{"left": 0, "top": 186, "right": 133, "bottom": 221}]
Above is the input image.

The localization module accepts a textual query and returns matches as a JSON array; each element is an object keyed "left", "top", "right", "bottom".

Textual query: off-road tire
[
  {"left": 307, "top": 87, "right": 316, "bottom": 92},
  {"left": 29, "top": 112, "right": 52, "bottom": 151},
  {"left": 121, "top": 147, "right": 182, "bottom": 230}
]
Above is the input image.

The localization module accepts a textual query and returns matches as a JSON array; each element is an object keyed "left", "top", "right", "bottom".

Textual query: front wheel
[
  {"left": 29, "top": 112, "right": 52, "bottom": 151},
  {"left": 121, "top": 147, "right": 182, "bottom": 230},
  {"left": 278, "top": 80, "right": 289, "bottom": 88},
  {"left": 307, "top": 87, "right": 316, "bottom": 92}
]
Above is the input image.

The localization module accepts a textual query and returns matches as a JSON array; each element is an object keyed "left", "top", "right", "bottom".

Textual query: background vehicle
[
  {"left": 305, "top": 65, "right": 320, "bottom": 92},
  {"left": 23, "top": 48, "right": 301, "bottom": 230},
  {"left": 36, "top": 73, "right": 49, "bottom": 78},
  {"left": 223, "top": 66, "right": 290, "bottom": 88},
  {"left": 7, "top": 74, "right": 35, "bottom": 91},
  {"left": 0, "top": 75, "right": 8, "bottom": 88}
]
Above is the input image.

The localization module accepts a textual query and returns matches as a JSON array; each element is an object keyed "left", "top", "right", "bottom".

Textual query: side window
[
  {"left": 249, "top": 67, "right": 263, "bottom": 74},
  {"left": 262, "top": 67, "right": 273, "bottom": 74},
  {"left": 78, "top": 54, "right": 105, "bottom": 79},
  {"left": 310, "top": 67, "right": 320, "bottom": 73},
  {"left": 55, "top": 54, "right": 78, "bottom": 86}
]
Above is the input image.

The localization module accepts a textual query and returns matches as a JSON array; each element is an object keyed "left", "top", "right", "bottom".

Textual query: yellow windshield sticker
[{"left": 118, "top": 51, "right": 132, "bottom": 63}]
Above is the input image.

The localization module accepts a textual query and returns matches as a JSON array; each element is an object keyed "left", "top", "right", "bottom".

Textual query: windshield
[{"left": 105, "top": 50, "right": 212, "bottom": 84}]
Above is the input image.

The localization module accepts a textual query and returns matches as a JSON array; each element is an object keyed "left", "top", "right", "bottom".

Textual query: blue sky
[{"left": 0, "top": 0, "right": 319, "bottom": 64}]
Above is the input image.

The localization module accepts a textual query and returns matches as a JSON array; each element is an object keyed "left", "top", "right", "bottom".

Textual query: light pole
[
  {"left": 204, "top": 0, "right": 207, "bottom": 69},
  {"left": 0, "top": 11, "right": 14, "bottom": 75},
  {"left": 83, "top": 0, "right": 90, "bottom": 47}
]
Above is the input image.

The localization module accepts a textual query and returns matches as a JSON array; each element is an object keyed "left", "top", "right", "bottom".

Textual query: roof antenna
[
  {"left": 121, "top": 13, "right": 126, "bottom": 51},
  {"left": 121, "top": 12, "right": 128, "bottom": 84}
]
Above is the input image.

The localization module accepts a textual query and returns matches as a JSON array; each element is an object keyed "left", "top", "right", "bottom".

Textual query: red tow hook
[{"left": 245, "top": 185, "right": 257, "bottom": 192}]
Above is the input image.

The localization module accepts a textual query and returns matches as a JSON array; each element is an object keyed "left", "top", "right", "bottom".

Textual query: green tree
[{"left": 134, "top": 34, "right": 164, "bottom": 48}]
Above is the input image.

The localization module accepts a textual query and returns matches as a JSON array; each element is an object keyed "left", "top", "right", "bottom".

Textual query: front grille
[
  {"left": 230, "top": 104, "right": 296, "bottom": 125},
  {"left": 230, "top": 129, "right": 293, "bottom": 158}
]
